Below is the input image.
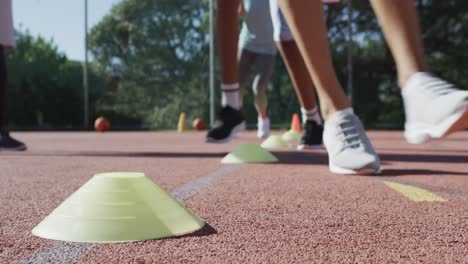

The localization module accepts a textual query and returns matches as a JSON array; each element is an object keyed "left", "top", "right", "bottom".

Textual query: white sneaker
[
  {"left": 323, "top": 108, "right": 381, "bottom": 175},
  {"left": 257, "top": 117, "right": 270, "bottom": 138},
  {"left": 403, "top": 73, "right": 468, "bottom": 144}
]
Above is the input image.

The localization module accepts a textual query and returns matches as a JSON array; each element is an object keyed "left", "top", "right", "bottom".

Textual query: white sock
[
  {"left": 401, "top": 72, "right": 432, "bottom": 97},
  {"left": 301, "top": 106, "right": 322, "bottom": 125},
  {"left": 221, "top": 83, "right": 240, "bottom": 110},
  {"left": 327, "top": 107, "right": 354, "bottom": 122}
]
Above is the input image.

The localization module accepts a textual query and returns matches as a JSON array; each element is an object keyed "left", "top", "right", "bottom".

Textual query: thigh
[{"left": 238, "top": 49, "right": 255, "bottom": 90}]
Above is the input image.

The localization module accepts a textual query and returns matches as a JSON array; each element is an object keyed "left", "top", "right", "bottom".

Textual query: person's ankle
[
  {"left": 321, "top": 104, "right": 351, "bottom": 120},
  {"left": 399, "top": 66, "right": 430, "bottom": 88}
]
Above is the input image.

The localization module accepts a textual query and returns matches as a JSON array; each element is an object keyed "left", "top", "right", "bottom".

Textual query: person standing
[
  {"left": 0, "top": 0, "right": 27, "bottom": 150},
  {"left": 237, "top": 0, "right": 276, "bottom": 138}
]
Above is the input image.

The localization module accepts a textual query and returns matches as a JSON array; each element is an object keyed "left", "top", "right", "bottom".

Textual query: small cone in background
[
  {"left": 222, "top": 143, "right": 278, "bottom": 164},
  {"left": 177, "top": 112, "right": 186, "bottom": 132},
  {"left": 32, "top": 172, "right": 204, "bottom": 243},
  {"left": 281, "top": 129, "right": 301, "bottom": 143},
  {"left": 261, "top": 135, "right": 289, "bottom": 149},
  {"left": 290, "top": 113, "right": 302, "bottom": 133}
]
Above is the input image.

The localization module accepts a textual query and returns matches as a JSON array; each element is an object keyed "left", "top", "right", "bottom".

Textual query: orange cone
[{"left": 290, "top": 113, "right": 302, "bottom": 133}]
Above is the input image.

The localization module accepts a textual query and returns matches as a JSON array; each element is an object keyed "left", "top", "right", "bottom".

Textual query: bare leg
[
  {"left": 238, "top": 49, "right": 253, "bottom": 108},
  {"left": 251, "top": 53, "right": 275, "bottom": 118},
  {"left": 276, "top": 40, "right": 317, "bottom": 111},
  {"left": 278, "top": 0, "right": 349, "bottom": 119},
  {"left": 217, "top": 0, "right": 241, "bottom": 84},
  {"left": 369, "top": 0, "right": 430, "bottom": 87}
]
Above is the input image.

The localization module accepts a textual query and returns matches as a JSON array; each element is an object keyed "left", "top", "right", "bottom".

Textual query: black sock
[{"left": 0, "top": 46, "right": 6, "bottom": 131}]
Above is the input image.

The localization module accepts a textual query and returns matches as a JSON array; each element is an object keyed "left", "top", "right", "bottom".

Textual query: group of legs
[
  {"left": 209, "top": 0, "right": 324, "bottom": 149},
  {"left": 208, "top": 0, "right": 468, "bottom": 174}
]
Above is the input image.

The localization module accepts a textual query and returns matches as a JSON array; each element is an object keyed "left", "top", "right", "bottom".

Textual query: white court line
[{"left": 17, "top": 164, "right": 244, "bottom": 264}]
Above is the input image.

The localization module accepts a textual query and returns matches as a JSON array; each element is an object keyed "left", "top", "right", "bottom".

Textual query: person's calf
[{"left": 0, "top": 46, "right": 8, "bottom": 130}]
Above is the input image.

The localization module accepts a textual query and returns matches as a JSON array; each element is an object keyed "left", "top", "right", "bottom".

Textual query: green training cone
[
  {"left": 261, "top": 135, "right": 289, "bottom": 149},
  {"left": 222, "top": 143, "right": 278, "bottom": 164},
  {"left": 281, "top": 129, "right": 301, "bottom": 143},
  {"left": 32, "top": 172, "right": 204, "bottom": 243}
]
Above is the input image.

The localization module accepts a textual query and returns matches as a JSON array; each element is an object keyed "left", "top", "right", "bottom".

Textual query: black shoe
[
  {"left": 206, "top": 106, "right": 245, "bottom": 143},
  {"left": 0, "top": 130, "right": 27, "bottom": 151},
  {"left": 297, "top": 120, "right": 323, "bottom": 150}
]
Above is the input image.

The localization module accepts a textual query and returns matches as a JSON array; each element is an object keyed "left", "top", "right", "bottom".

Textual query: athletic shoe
[
  {"left": 0, "top": 130, "right": 27, "bottom": 151},
  {"left": 297, "top": 120, "right": 323, "bottom": 150},
  {"left": 257, "top": 117, "right": 270, "bottom": 138},
  {"left": 206, "top": 106, "right": 245, "bottom": 143},
  {"left": 323, "top": 108, "right": 381, "bottom": 175},
  {"left": 232, "top": 121, "right": 246, "bottom": 139},
  {"left": 402, "top": 73, "right": 468, "bottom": 144}
]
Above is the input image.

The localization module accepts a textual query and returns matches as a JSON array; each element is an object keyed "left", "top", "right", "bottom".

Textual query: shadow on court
[
  {"left": 380, "top": 168, "right": 468, "bottom": 177},
  {"left": 174, "top": 223, "right": 218, "bottom": 239}
]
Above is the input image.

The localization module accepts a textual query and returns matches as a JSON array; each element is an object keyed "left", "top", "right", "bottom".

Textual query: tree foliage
[
  {"left": 6, "top": 30, "right": 105, "bottom": 129},
  {"left": 89, "top": 0, "right": 211, "bottom": 129}
]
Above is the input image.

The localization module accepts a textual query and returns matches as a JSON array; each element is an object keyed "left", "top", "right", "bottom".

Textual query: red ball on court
[
  {"left": 94, "top": 117, "right": 110, "bottom": 132},
  {"left": 192, "top": 118, "right": 206, "bottom": 131}
]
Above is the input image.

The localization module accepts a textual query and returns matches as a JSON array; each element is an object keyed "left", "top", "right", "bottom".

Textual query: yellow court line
[{"left": 383, "top": 181, "right": 447, "bottom": 202}]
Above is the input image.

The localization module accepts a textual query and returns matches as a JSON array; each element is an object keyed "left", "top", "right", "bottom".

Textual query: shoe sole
[
  {"left": 239, "top": 122, "right": 247, "bottom": 131},
  {"left": 405, "top": 103, "right": 468, "bottom": 144},
  {"left": 0, "top": 145, "right": 27, "bottom": 151},
  {"left": 297, "top": 144, "right": 323, "bottom": 150},
  {"left": 329, "top": 162, "right": 382, "bottom": 175},
  {"left": 206, "top": 123, "right": 245, "bottom": 143}
]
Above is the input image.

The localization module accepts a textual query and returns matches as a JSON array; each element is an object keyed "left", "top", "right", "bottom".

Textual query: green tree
[
  {"left": 6, "top": 30, "right": 105, "bottom": 129},
  {"left": 89, "top": 0, "right": 211, "bottom": 129}
]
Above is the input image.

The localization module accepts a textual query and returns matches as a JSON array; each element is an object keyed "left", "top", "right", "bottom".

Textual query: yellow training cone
[
  {"left": 261, "top": 135, "right": 288, "bottom": 149},
  {"left": 281, "top": 129, "right": 301, "bottom": 143},
  {"left": 32, "top": 172, "right": 204, "bottom": 243},
  {"left": 177, "top": 112, "right": 186, "bottom": 132},
  {"left": 222, "top": 143, "right": 278, "bottom": 164}
]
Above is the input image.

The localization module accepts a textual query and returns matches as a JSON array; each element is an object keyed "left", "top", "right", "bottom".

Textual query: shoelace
[
  {"left": 422, "top": 78, "right": 458, "bottom": 97},
  {"left": 336, "top": 119, "right": 362, "bottom": 149}
]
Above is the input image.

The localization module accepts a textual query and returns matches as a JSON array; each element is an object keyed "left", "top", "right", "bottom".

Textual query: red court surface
[{"left": 1, "top": 131, "right": 468, "bottom": 263}]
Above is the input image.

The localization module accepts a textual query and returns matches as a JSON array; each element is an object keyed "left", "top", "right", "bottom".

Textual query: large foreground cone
[
  {"left": 281, "top": 129, "right": 301, "bottom": 143},
  {"left": 32, "top": 172, "right": 204, "bottom": 243},
  {"left": 290, "top": 113, "right": 302, "bottom": 133},
  {"left": 222, "top": 143, "right": 278, "bottom": 164},
  {"left": 261, "top": 135, "right": 288, "bottom": 149}
]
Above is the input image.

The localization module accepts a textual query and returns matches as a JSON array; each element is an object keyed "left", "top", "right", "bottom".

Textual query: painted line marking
[
  {"left": 16, "top": 243, "right": 99, "bottom": 264},
  {"left": 383, "top": 181, "right": 447, "bottom": 202},
  {"left": 171, "top": 164, "right": 243, "bottom": 201},
  {"left": 17, "top": 164, "right": 244, "bottom": 264}
]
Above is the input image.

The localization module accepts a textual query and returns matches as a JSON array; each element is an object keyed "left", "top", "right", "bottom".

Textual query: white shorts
[
  {"left": 0, "top": 0, "right": 16, "bottom": 48},
  {"left": 269, "top": 0, "right": 293, "bottom": 42}
]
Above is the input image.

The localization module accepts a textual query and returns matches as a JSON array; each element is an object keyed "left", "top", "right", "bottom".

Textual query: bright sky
[{"left": 13, "top": 0, "right": 121, "bottom": 61}]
